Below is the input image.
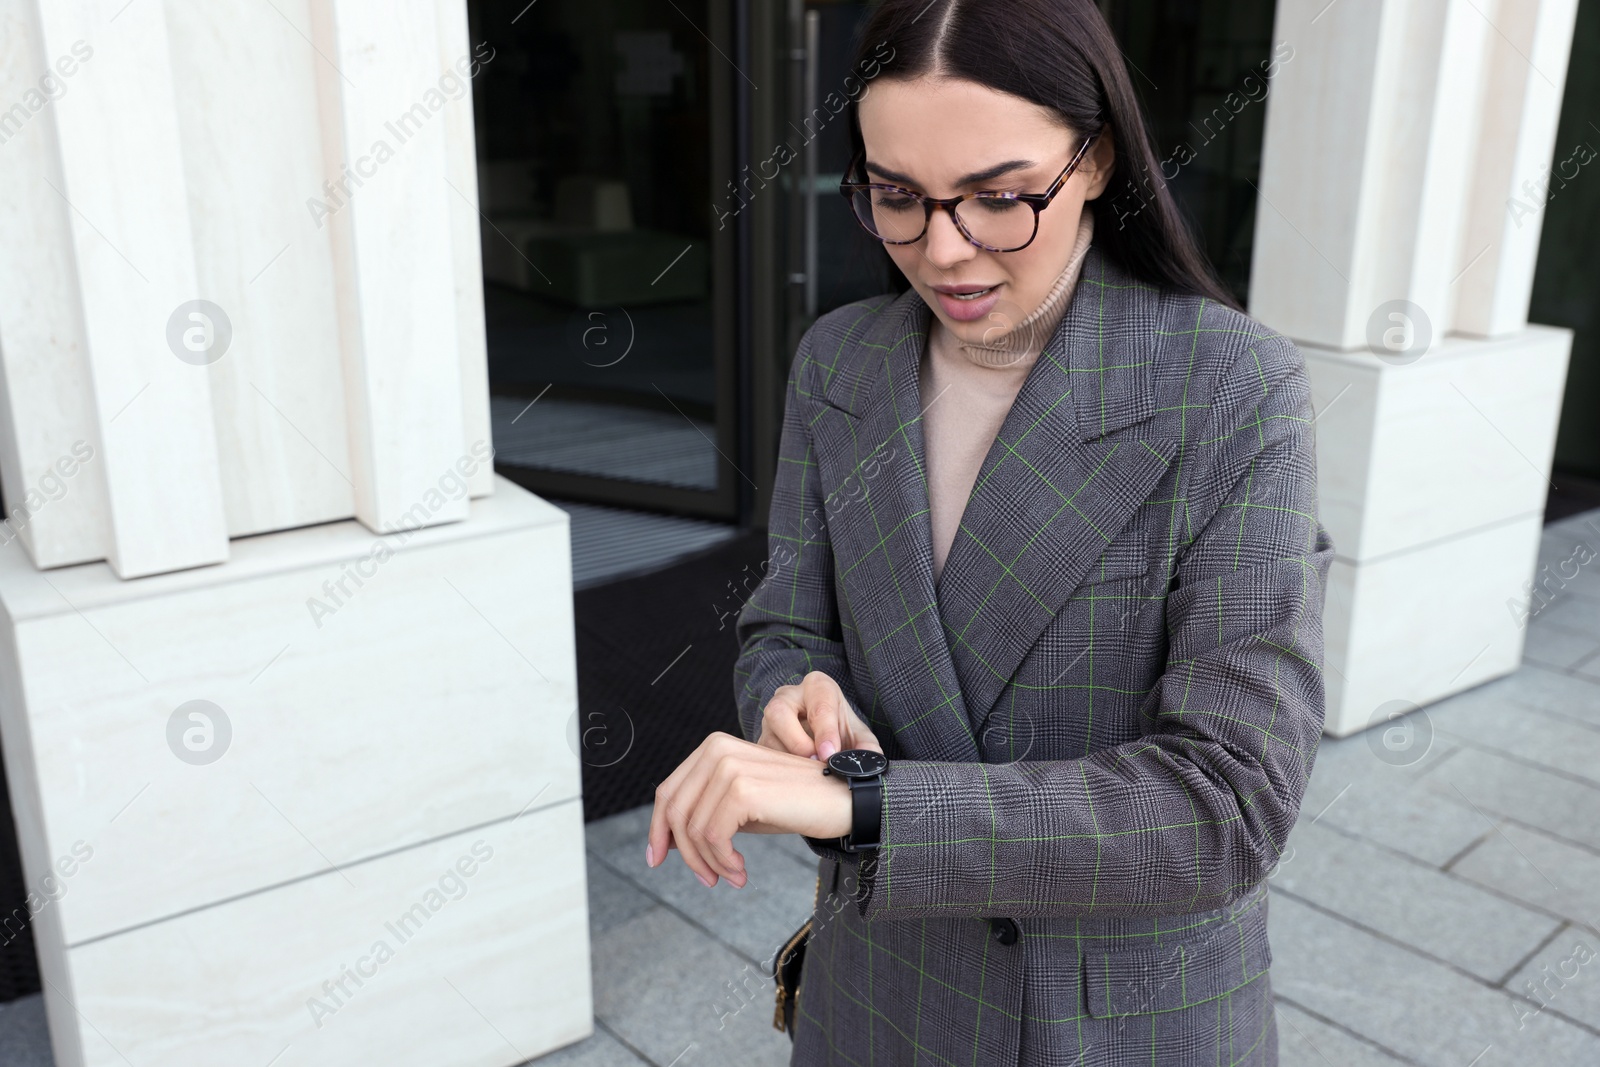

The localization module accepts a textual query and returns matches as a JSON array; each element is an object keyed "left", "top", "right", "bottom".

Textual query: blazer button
[{"left": 988, "top": 917, "right": 1019, "bottom": 945}]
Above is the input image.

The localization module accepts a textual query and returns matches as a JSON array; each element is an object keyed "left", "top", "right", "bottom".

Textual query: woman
[{"left": 646, "top": 1, "right": 1333, "bottom": 1063}]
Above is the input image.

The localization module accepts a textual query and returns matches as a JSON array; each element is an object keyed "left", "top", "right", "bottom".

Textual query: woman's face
[{"left": 856, "top": 75, "right": 1115, "bottom": 344}]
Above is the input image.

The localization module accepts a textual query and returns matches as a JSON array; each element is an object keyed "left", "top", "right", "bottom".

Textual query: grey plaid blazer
[{"left": 733, "top": 242, "right": 1334, "bottom": 1066}]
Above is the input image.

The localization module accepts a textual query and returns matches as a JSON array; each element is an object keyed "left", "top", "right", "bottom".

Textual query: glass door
[
  {"left": 1104, "top": 0, "right": 1279, "bottom": 305},
  {"left": 729, "top": 0, "right": 899, "bottom": 526},
  {"left": 466, "top": 0, "right": 741, "bottom": 520},
  {"left": 782, "top": 0, "right": 900, "bottom": 345}
]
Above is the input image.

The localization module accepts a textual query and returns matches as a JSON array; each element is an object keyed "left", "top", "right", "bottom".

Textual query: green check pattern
[{"left": 733, "top": 243, "right": 1334, "bottom": 1065}]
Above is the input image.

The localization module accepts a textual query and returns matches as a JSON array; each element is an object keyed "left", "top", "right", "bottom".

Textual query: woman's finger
[
  {"left": 659, "top": 732, "right": 755, "bottom": 886},
  {"left": 661, "top": 791, "right": 721, "bottom": 887},
  {"left": 647, "top": 737, "right": 724, "bottom": 885},
  {"left": 758, "top": 687, "right": 818, "bottom": 756},
  {"left": 802, "top": 671, "right": 848, "bottom": 759},
  {"left": 702, "top": 775, "right": 766, "bottom": 887},
  {"left": 684, "top": 755, "right": 750, "bottom": 887},
  {"left": 840, "top": 699, "right": 884, "bottom": 754},
  {"left": 645, "top": 749, "right": 689, "bottom": 868}
]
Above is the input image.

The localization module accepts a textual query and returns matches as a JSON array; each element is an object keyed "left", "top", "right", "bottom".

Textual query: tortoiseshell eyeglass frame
[{"left": 838, "top": 128, "right": 1102, "bottom": 253}]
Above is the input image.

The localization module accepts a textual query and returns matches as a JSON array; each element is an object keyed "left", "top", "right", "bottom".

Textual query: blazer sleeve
[
  {"left": 732, "top": 321, "right": 869, "bottom": 770},
  {"left": 839, "top": 337, "right": 1336, "bottom": 922}
]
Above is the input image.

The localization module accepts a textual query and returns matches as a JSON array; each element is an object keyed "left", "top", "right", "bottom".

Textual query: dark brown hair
[{"left": 847, "top": 0, "right": 1242, "bottom": 312}]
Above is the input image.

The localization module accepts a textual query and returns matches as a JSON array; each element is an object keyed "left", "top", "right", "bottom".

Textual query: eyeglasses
[{"left": 839, "top": 130, "right": 1100, "bottom": 253}]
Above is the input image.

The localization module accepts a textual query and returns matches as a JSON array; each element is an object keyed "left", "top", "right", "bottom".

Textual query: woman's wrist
[{"left": 816, "top": 766, "right": 854, "bottom": 839}]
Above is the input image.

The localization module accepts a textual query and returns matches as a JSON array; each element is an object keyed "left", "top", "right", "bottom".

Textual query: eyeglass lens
[{"left": 848, "top": 188, "right": 1036, "bottom": 250}]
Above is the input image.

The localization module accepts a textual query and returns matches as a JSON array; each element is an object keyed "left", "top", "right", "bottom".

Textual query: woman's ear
[{"left": 1081, "top": 123, "right": 1117, "bottom": 202}]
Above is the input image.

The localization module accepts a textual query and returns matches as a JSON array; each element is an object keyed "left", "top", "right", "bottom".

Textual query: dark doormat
[
  {"left": 0, "top": 751, "right": 40, "bottom": 1003},
  {"left": 573, "top": 528, "right": 771, "bottom": 823},
  {"left": 1546, "top": 468, "right": 1600, "bottom": 525}
]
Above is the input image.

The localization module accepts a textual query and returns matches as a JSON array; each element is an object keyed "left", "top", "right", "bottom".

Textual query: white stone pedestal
[
  {"left": 0, "top": 475, "right": 591, "bottom": 1066},
  {"left": 1305, "top": 327, "right": 1573, "bottom": 735},
  {"left": 1248, "top": 0, "right": 1581, "bottom": 736}
]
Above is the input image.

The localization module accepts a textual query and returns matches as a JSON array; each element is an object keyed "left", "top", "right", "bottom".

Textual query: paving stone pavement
[{"left": 0, "top": 510, "right": 1597, "bottom": 1064}]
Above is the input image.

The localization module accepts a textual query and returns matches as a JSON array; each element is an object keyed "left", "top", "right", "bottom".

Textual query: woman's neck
[{"left": 931, "top": 209, "right": 1096, "bottom": 370}]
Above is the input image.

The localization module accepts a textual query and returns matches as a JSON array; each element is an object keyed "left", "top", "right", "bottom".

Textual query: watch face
[{"left": 826, "top": 748, "right": 888, "bottom": 778}]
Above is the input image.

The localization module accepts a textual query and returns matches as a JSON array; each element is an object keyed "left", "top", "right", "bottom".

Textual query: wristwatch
[{"left": 821, "top": 748, "right": 889, "bottom": 852}]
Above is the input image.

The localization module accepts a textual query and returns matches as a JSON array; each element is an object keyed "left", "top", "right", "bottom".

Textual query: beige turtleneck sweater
[{"left": 918, "top": 208, "right": 1096, "bottom": 583}]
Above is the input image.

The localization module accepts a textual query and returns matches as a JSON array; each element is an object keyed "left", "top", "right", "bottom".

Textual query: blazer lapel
[
  {"left": 811, "top": 245, "right": 1179, "bottom": 760},
  {"left": 809, "top": 290, "right": 981, "bottom": 765},
  {"left": 934, "top": 245, "right": 1179, "bottom": 734}
]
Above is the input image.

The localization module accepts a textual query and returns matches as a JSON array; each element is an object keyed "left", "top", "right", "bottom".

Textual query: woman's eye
[
  {"left": 975, "top": 196, "right": 1023, "bottom": 213},
  {"left": 874, "top": 193, "right": 916, "bottom": 212}
]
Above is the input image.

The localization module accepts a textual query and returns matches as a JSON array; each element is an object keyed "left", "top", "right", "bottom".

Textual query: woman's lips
[{"left": 933, "top": 283, "right": 1002, "bottom": 322}]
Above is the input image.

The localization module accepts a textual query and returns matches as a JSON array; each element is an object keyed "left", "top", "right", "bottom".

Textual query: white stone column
[
  {"left": 0, "top": 0, "right": 500, "bottom": 577},
  {"left": 1250, "top": 0, "right": 1581, "bottom": 736},
  {"left": 0, "top": 2, "right": 590, "bottom": 1063}
]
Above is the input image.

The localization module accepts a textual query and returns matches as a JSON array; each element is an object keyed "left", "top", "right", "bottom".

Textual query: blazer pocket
[{"left": 1081, "top": 896, "right": 1272, "bottom": 1018}]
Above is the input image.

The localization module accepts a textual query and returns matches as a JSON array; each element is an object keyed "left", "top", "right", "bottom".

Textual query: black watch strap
[{"left": 842, "top": 774, "right": 883, "bottom": 852}]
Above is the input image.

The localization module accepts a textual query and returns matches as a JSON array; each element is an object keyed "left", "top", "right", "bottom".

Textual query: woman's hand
[
  {"left": 644, "top": 731, "right": 852, "bottom": 889},
  {"left": 755, "top": 670, "right": 884, "bottom": 761}
]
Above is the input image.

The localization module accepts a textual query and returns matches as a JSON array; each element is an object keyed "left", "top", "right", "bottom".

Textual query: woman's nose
[{"left": 921, "top": 205, "right": 979, "bottom": 270}]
